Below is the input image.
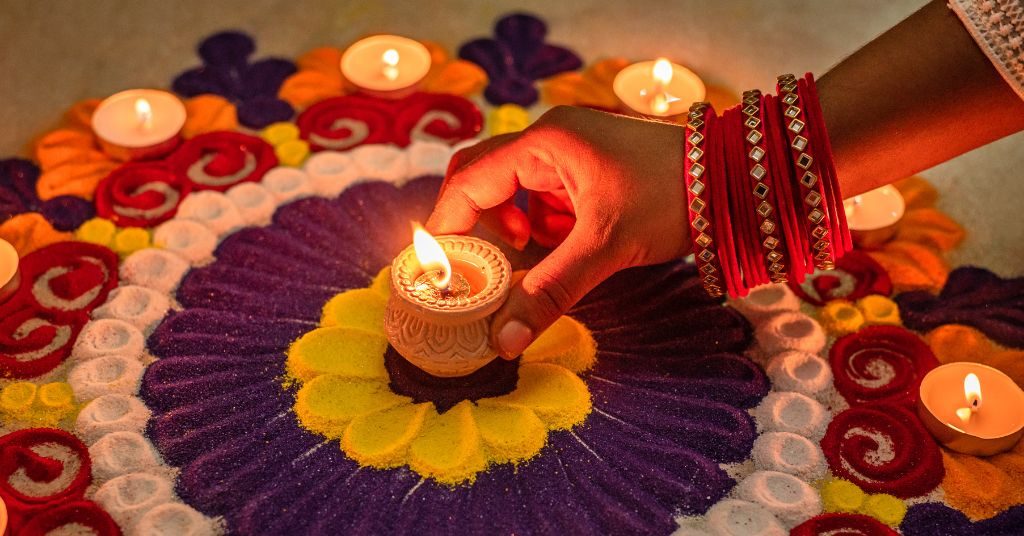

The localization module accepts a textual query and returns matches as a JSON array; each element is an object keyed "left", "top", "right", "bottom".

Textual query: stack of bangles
[{"left": 683, "top": 73, "right": 852, "bottom": 298}]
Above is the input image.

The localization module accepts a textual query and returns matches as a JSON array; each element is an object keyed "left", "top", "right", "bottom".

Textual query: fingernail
[{"left": 497, "top": 320, "right": 532, "bottom": 359}]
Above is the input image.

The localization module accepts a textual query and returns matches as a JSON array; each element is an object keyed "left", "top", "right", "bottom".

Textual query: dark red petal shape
[
  {"left": 792, "top": 513, "right": 898, "bottom": 536},
  {"left": 789, "top": 250, "right": 892, "bottom": 306},
  {"left": 167, "top": 130, "right": 278, "bottom": 192},
  {"left": 821, "top": 404, "right": 944, "bottom": 498},
  {"left": 94, "top": 162, "right": 191, "bottom": 227},
  {"left": 830, "top": 325, "right": 938, "bottom": 407}
]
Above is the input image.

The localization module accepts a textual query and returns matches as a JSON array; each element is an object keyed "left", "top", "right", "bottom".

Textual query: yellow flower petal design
[
  {"left": 286, "top": 326, "right": 388, "bottom": 382},
  {"left": 288, "top": 273, "right": 596, "bottom": 484},
  {"left": 276, "top": 139, "right": 310, "bottom": 167},
  {"left": 522, "top": 316, "right": 596, "bottom": 373},
  {"left": 112, "top": 227, "right": 151, "bottom": 257},
  {"left": 344, "top": 402, "right": 430, "bottom": 468},
  {"left": 481, "top": 363, "right": 591, "bottom": 430},
  {"left": 260, "top": 122, "right": 301, "bottom": 145},
  {"left": 856, "top": 295, "right": 901, "bottom": 326},
  {"left": 295, "top": 376, "right": 411, "bottom": 439},
  {"left": 863, "top": 493, "right": 907, "bottom": 527},
  {"left": 320, "top": 288, "right": 388, "bottom": 334},
  {"left": 471, "top": 403, "right": 546, "bottom": 465},
  {"left": 819, "top": 300, "right": 865, "bottom": 336},
  {"left": 75, "top": 217, "right": 117, "bottom": 246},
  {"left": 409, "top": 401, "right": 486, "bottom": 485}
]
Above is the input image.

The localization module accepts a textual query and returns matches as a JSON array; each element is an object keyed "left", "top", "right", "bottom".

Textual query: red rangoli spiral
[
  {"left": 18, "top": 500, "right": 120, "bottom": 536},
  {"left": 0, "top": 428, "right": 99, "bottom": 533},
  {"left": 791, "top": 513, "right": 899, "bottom": 536},
  {"left": 298, "top": 92, "right": 482, "bottom": 152},
  {"left": 789, "top": 250, "right": 892, "bottom": 306},
  {"left": 94, "top": 162, "right": 191, "bottom": 227},
  {"left": 1, "top": 241, "right": 117, "bottom": 377},
  {"left": 391, "top": 93, "right": 484, "bottom": 146},
  {"left": 829, "top": 325, "right": 938, "bottom": 407},
  {"left": 167, "top": 130, "right": 278, "bottom": 192},
  {"left": 821, "top": 404, "right": 944, "bottom": 498}
]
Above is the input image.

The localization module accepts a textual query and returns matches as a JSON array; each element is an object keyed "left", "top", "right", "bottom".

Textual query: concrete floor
[{"left": 1, "top": 0, "right": 1020, "bottom": 275}]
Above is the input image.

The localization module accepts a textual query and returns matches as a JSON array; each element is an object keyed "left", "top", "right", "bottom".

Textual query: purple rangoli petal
[
  {"left": 896, "top": 267, "right": 1024, "bottom": 348},
  {"left": 142, "top": 171, "right": 763, "bottom": 534}
]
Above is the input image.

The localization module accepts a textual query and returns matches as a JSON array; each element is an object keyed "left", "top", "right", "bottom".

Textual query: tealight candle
[
  {"left": 612, "top": 58, "right": 706, "bottom": 117},
  {"left": 918, "top": 362, "right": 1024, "bottom": 456},
  {"left": 0, "top": 238, "right": 19, "bottom": 304},
  {"left": 384, "top": 226, "right": 511, "bottom": 377},
  {"left": 340, "top": 35, "right": 431, "bottom": 98},
  {"left": 844, "top": 185, "right": 906, "bottom": 247},
  {"left": 92, "top": 89, "right": 186, "bottom": 161}
]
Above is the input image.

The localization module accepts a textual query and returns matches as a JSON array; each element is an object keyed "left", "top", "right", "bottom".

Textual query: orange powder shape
[
  {"left": 0, "top": 213, "right": 72, "bottom": 256},
  {"left": 925, "top": 324, "right": 1024, "bottom": 520},
  {"left": 862, "top": 177, "right": 965, "bottom": 293},
  {"left": 182, "top": 95, "right": 238, "bottom": 138}
]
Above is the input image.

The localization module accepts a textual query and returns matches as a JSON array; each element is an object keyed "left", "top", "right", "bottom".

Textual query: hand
[{"left": 427, "top": 105, "right": 691, "bottom": 358}]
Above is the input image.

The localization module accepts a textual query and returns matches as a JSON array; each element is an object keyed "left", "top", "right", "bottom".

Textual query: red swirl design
[
  {"left": 821, "top": 404, "right": 944, "bottom": 498},
  {"left": 830, "top": 325, "right": 938, "bottom": 407},
  {"left": 298, "top": 92, "right": 482, "bottom": 152},
  {"left": 167, "top": 131, "right": 278, "bottom": 192},
  {"left": 0, "top": 428, "right": 96, "bottom": 533},
  {"left": 792, "top": 513, "right": 898, "bottom": 536},
  {"left": 1, "top": 241, "right": 117, "bottom": 377},
  {"left": 392, "top": 93, "right": 484, "bottom": 147},
  {"left": 0, "top": 307, "right": 84, "bottom": 378},
  {"left": 94, "top": 162, "right": 190, "bottom": 227},
  {"left": 19, "top": 501, "right": 120, "bottom": 536},
  {"left": 789, "top": 250, "right": 892, "bottom": 306},
  {"left": 11, "top": 241, "right": 119, "bottom": 319},
  {"left": 297, "top": 95, "right": 393, "bottom": 151}
]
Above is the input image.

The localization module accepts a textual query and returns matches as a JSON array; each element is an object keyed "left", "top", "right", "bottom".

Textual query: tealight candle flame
[
  {"left": 382, "top": 48, "right": 400, "bottom": 81},
  {"left": 652, "top": 58, "right": 674, "bottom": 85},
  {"left": 412, "top": 224, "right": 451, "bottom": 290},
  {"left": 135, "top": 98, "right": 153, "bottom": 130},
  {"left": 965, "top": 372, "right": 982, "bottom": 411},
  {"left": 648, "top": 58, "right": 678, "bottom": 115}
]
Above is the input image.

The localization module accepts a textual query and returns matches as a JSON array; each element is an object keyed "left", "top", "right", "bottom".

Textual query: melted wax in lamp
[
  {"left": 91, "top": 89, "right": 186, "bottom": 160},
  {"left": 340, "top": 35, "right": 431, "bottom": 96},
  {"left": 613, "top": 57, "right": 705, "bottom": 117},
  {"left": 918, "top": 362, "right": 1024, "bottom": 456},
  {"left": 410, "top": 225, "right": 487, "bottom": 301}
]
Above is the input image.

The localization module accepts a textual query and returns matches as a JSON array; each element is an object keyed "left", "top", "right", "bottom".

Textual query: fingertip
[{"left": 494, "top": 318, "right": 532, "bottom": 359}]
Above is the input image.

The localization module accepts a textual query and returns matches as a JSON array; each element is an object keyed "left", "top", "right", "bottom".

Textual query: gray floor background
[{"left": 1, "top": 0, "right": 1020, "bottom": 275}]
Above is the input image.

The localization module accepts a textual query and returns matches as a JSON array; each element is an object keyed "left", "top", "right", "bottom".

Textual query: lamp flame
[
  {"left": 652, "top": 58, "right": 674, "bottom": 85},
  {"left": 965, "top": 372, "right": 982, "bottom": 411},
  {"left": 412, "top": 224, "right": 451, "bottom": 290},
  {"left": 134, "top": 98, "right": 153, "bottom": 130},
  {"left": 382, "top": 48, "right": 400, "bottom": 81}
]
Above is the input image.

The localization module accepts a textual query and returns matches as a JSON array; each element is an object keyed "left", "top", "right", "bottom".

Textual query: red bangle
[
  {"left": 762, "top": 92, "right": 808, "bottom": 282},
  {"left": 776, "top": 75, "right": 831, "bottom": 273},
  {"left": 707, "top": 111, "right": 744, "bottom": 297},
  {"left": 683, "top": 103, "right": 724, "bottom": 297},
  {"left": 742, "top": 90, "right": 787, "bottom": 284},
  {"left": 723, "top": 106, "right": 760, "bottom": 290},
  {"left": 801, "top": 74, "right": 852, "bottom": 257}
]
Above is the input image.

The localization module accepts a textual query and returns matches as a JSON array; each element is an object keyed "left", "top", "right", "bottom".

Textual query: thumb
[{"left": 490, "top": 221, "right": 621, "bottom": 359}]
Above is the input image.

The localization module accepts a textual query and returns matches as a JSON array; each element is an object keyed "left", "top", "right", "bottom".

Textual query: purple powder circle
[{"left": 142, "top": 175, "right": 763, "bottom": 534}]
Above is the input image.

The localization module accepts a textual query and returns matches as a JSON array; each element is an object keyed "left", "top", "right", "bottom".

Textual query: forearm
[{"left": 819, "top": 0, "right": 1024, "bottom": 197}]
